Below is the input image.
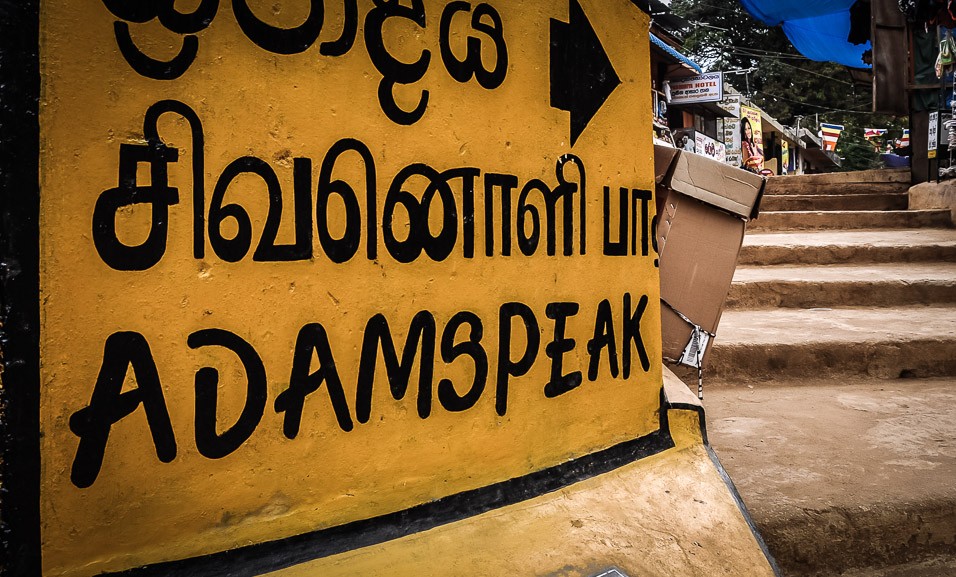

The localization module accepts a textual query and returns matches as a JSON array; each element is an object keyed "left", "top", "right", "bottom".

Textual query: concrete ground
[
  {"left": 838, "top": 556, "right": 956, "bottom": 576},
  {"left": 681, "top": 170, "right": 956, "bottom": 576},
  {"left": 704, "top": 379, "right": 956, "bottom": 577}
]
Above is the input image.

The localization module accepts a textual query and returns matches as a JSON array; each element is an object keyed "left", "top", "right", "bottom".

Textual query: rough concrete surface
[
  {"left": 747, "top": 209, "right": 953, "bottom": 232},
  {"left": 909, "top": 180, "right": 956, "bottom": 223},
  {"left": 764, "top": 169, "right": 910, "bottom": 193},
  {"left": 701, "top": 306, "right": 956, "bottom": 382},
  {"left": 838, "top": 556, "right": 956, "bottom": 576},
  {"left": 742, "top": 229, "right": 956, "bottom": 250},
  {"left": 760, "top": 193, "right": 907, "bottom": 212},
  {"left": 727, "top": 263, "right": 956, "bottom": 309},
  {"left": 704, "top": 379, "right": 956, "bottom": 576},
  {"left": 692, "top": 169, "right": 956, "bottom": 576},
  {"left": 717, "top": 306, "right": 956, "bottom": 346},
  {"left": 739, "top": 229, "right": 956, "bottom": 265}
]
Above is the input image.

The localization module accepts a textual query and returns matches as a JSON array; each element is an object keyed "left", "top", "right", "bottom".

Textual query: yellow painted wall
[
  {"left": 265, "top": 412, "right": 776, "bottom": 577},
  {"left": 39, "top": 1, "right": 658, "bottom": 574}
]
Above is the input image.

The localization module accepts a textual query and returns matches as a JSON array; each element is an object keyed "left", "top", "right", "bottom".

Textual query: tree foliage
[{"left": 670, "top": 0, "right": 905, "bottom": 170}]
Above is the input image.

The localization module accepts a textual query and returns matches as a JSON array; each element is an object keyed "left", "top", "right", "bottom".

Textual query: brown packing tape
[
  {"left": 660, "top": 305, "right": 717, "bottom": 365},
  {"left": 660, "top": 298, "right": 714, "bottom": 370}
]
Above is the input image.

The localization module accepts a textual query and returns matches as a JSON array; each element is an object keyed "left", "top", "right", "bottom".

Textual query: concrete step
[
  {"left": 760, "top": 193, "right": 908, "bottom": 212},
  {"left": 764, "top": 169, "right": 910, "bottom": 195},
  {"left": 738, "top": 229, "right": 956, "bottom": 266},
  {"left": 703, "top": 378, "right": 956, "bottom": 577},
  {"left": 747, "top": 210, "right": 953, "bottom": 232},
  {"left": 763, "top": 181, "right": 912, "bottom": 197},
  {"left": 703, "top": 306, "right": 956, "bottom": 382},
  {"left": 837, "top": 557, "right": 956, "bottom": 577},
  {"left": 726, "top": 263, "right": 956, "bottom": 309}
]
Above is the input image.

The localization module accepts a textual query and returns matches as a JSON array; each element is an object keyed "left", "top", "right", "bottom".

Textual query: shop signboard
[
  {"left": 720, "top": 94, "right": 741, "bottom": 166},
  {"left": 664, "top": 72, "right": 723, "bottom": 105},
  {"left": 694, "top": 132, "right": 727, "bottom": 162},
  {"left": 929, "top": 111, "right": 939, "bottom": 159}
]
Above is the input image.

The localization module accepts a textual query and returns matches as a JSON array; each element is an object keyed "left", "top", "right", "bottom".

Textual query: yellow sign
[{"left": 33, "top": 0, "right": 659, "bottom": 574}]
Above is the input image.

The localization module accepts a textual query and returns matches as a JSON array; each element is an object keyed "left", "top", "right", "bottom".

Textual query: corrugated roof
[{"left": 649, "top": 33, "right": 702, "bottom": 74}]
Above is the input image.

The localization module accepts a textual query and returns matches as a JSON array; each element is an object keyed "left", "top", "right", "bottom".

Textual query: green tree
[{"left": 670, "top": 0, "right": 905, "bottom": 170}]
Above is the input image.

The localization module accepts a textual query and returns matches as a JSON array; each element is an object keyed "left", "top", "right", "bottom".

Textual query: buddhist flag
[
  {"left": 900, "top": 129, "right": 910, "bottom": 147},
  {"left": 864, "top": 128, "right": 888, "bottom": 139},
  {"left": 820, "top": 123, "right": 844, "bottom": 151}
]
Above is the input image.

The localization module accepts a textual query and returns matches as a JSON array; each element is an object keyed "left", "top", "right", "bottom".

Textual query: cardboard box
[
  {"left": 654, "top": 146, "right": 765, "bottom": 369},
  {"left": 657, "top": 193, "right": 745, "bottom": 366},
  {"left": 654, "top": 143, "right": 680, "bottom": 185},
  {"left": 664, "top": 147, "right": 765, "bottom": 220}
]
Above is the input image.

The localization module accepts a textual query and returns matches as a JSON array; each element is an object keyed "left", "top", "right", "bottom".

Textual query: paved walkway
[
  {"left": 684, "top": 170, "right": 956, "bottom": 576},
  {"left": 706, "top": 379, "right": 956, "bottom": 576}
]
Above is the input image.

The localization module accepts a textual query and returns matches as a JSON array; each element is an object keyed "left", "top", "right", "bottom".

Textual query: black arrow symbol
[{"left": 550, "top": 0, "right": 621, "bottom": 146}]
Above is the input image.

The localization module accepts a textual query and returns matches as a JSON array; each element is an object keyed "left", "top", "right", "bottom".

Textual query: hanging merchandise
[
  {"left": 941, "top": 0, "right": 956, "bottom": 27},
  {"left": 899, "top": 0, "right": 943, "bottom": 23},
  {"left": 943, "top": 113, "right": 956, "bottom": 178},
  {"left": 936, "top": 28, "right": 956, "bottom": 77},
  {"left": 939, "top": 28, "right": 956, "bottom": 66},
  {"left": 943, "top": 61, "right": 956, "bottom": 178}
]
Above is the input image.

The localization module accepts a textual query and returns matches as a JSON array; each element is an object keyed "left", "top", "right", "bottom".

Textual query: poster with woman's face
[{"left": 740, "top": 105, "right": 764, "bottom": 172}]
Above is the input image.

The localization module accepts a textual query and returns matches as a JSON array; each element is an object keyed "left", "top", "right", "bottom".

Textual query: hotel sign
[{"left": 665, "top": 72, "right": 723, "bottom": 105}]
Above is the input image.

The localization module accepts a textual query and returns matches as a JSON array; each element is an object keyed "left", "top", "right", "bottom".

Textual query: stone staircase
[{"left": 696, "top": 169, "right": 956, "bottom": 576}]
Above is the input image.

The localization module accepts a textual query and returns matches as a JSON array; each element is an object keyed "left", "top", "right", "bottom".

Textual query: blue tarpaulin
[
  {"left": 738, "top": 0, "right": 872, "bottom": 69},
  {"left": 650, "top": 33, "right": 703, "bottom": 73}
]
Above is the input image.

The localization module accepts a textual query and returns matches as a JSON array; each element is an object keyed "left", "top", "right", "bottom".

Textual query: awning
[
  {"left": 650, "top": 33, "right": 702, "bottom": 74},
  {"left": 797, "top": 127, "right": 824, "bottom": 148},
  {"left": 802, "top": 146, "right": 842, "bottom": 168},
  {"left": 738, "top": 0, "right": 871, "bottom": 69},
  {"left": 795, "top": 127, "right": 841, "bottom": 168},
  {"left": 674, "top": 100, "right": 736, "bottom": 118},
  {"left": 759, "top": 111, "right": 790, "bottom": 136}
]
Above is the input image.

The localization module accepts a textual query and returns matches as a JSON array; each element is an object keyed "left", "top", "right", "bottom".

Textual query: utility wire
[
  {"left": 757, "top": 91, "right": 875, "bottom": 115},
  {"left": 728, "top": 51, "right": 857, "bottom": 86},
  {"left": 679, "top": 2, "right": 745, "bottom": 15},
  {"left": 727, "top": 45, "right": 809, "bottom": 59}
]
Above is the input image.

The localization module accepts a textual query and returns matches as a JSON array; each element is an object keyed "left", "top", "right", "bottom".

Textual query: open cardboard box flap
[
  {"left": 654, "top": 144, "right": 681, "bottom": 185},
  {"left": 656, "top": 145, "right": 765, "bottom": 220}
]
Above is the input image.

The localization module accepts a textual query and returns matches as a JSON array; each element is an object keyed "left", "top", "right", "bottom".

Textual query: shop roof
[{"left": 649, "top": 33, "right": 702, "bottom": 74}]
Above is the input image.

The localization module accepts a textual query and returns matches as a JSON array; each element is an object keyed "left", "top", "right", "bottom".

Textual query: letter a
[{"left": 69, "top": 332, "right": 176, "bottom": 488}]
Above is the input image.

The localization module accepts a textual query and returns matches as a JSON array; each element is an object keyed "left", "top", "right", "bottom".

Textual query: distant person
[
  {"left": 740, "top": 117, "right": 763, "bottom": 173},
  {"left": 680, "top": 133, "right": 695, "bottom": 152}
]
